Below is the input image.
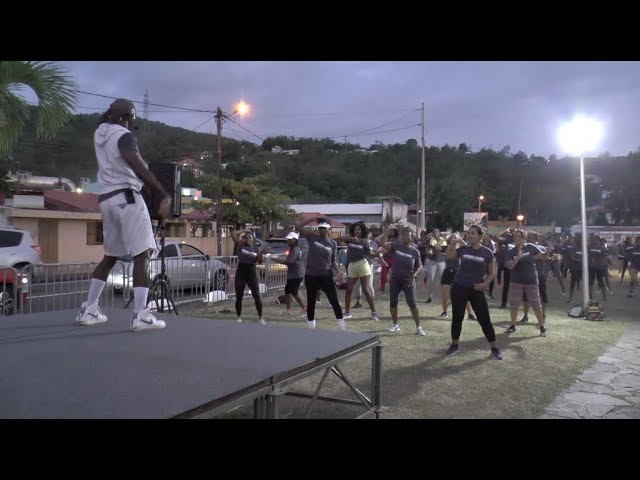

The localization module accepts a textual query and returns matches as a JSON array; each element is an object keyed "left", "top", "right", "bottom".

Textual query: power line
[
  {"left": 223, "top": 115, "right": 264, "bottom": 142},
  {"left": 76, "top": 90, "right": 215, "bottom": 114},
  {"left": 347, "top": 124, "right": 420, "bottom": 139},
  {"left": 347, "top": 109, "right": 419, "bottom": 137}
]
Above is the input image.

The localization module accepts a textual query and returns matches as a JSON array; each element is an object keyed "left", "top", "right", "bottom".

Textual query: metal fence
[{"left": 1, "top": 254, "right": 380, "bottom": 317}]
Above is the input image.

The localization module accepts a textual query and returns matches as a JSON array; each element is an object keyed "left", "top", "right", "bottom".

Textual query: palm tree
[{"left": 0, "top": 61, "right": 77, "bottom": 157}]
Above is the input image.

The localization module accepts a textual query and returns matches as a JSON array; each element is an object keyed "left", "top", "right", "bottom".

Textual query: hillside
[{"left": 3, "top": 112, "right": 639, "bottom": 229}]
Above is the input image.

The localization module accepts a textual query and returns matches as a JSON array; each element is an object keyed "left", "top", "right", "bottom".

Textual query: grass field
[{"left": 190, "top": 273, "right": 636, "bottom": 419}]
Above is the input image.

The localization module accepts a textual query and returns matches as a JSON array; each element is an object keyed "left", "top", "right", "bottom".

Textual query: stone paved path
[{"left": 541, "top": 324, "right": 640, "bottom": 419}]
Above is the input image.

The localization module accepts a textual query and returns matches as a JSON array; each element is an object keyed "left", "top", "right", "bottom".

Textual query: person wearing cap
[
  {"left": 75, "top": 98, "right": 172, "bottom": 331},
  {"left": 295, "top": 216, "right": 347, "bottom": 331},
  {"left": 379, "top": 225, "right": 425, "bottom": 336},
  {"left": 230, "top": 229, "right": 268, "bottom": 324},
  {"left": 272, "top": 231, "right": 307, "bottom": 316}
]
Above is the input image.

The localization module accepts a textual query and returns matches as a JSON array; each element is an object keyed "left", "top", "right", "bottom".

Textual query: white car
[
  {"left": 108, "top": 241, "right": 229, "bottom": 293},
  {"left": 0, "top": 227, "right": 43, "bottom": 269}
]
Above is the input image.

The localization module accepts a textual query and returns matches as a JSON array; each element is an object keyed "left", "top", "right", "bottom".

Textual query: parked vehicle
[
  {"left": 0, "top": 267, "right": 30, "bottom": 315},
  {"left": 108, "top": 241, "right": 229, "bottom": 293},
  {"left": 0, "top": 227, "right": 43, "bottom": 270}
]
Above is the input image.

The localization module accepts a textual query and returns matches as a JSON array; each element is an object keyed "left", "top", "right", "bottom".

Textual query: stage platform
[{"left": 0, "top": 308, "right": 383, "bottom": 419}]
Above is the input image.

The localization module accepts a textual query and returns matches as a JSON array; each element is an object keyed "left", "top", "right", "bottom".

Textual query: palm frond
[{"left": 0, "top": 61, "right": 78, "bottom": 156}]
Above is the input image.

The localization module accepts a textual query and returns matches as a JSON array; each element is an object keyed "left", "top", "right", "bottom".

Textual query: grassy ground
[{"left": 189, "top": 272, "right": 636, "bottom": 419}]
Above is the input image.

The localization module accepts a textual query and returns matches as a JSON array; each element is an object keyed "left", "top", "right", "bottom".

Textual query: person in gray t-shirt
[
  {"left": 504, "top": 229, "right": 551, "bottom": 335},
  {"left": 272, "top": 231, "right": 307, "bottom": 316},
  {"left": 379, "top": 225, "right": 424, "bottom": 335},
  {"left": 296, "top": 216, "right": 346, "bottom": 331}
]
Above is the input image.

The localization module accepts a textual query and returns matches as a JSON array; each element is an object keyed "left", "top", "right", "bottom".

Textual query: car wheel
[
  {"left": 213, "top": 269, "right": 228, "bottom": 290},
  {"left": 0, "top": 285, "right": 15, "bottom": 316}
]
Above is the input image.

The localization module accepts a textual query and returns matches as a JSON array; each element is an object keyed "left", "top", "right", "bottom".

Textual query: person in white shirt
[{"left": 75, "top": 98, "right": 172, "bottom": 331}]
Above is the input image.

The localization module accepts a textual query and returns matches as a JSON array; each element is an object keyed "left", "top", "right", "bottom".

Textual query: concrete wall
[{"left": 57, "top": 220, "right": 105, "bottom": 263}]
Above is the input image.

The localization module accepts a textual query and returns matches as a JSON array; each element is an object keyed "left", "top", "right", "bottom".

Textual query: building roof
[
  {"left": 297, "top": 212, "right": 345, "bottom": 228},
  {"left": 181, "top": 210, "right": 213, "bottom": 221},
  {"left": 44, "top": 191, "right": 100, "bottom": 213},
  {"left": 289, "top": 203, "right": 382, "bottom": 215}
]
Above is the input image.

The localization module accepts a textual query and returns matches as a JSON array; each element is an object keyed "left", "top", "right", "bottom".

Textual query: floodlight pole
[{"left": 579, "top": 155, "right": 590, "bottom": 312}]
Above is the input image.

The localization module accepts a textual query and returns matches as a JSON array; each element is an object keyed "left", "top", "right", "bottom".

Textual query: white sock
[
  {"left": 134, "top": 287, "right": 149, "bottom": 314},
  {"left": 86, "top": 279, "right": 106, "bottom": 307}
]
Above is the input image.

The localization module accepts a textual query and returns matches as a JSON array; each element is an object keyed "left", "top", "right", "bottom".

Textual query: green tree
[{"left": 0, "top": 61, "right": 77, "bottom": 156}]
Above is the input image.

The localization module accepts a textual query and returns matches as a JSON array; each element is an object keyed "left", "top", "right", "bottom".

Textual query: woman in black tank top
[{"left": 231, "top": 229, "right": 267, "bottom": 324}]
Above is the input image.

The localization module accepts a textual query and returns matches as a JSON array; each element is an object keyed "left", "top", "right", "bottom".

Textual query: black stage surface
[{"left": 0, "top": 308, "right": 380, "bottom": 419}]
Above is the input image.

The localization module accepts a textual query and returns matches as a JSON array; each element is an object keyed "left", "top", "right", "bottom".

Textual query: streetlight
[
  {"left": 478, "top": 195, "right": 485, "bottom": 213},
  {"left": 557, "top": 114, "right": 604, "bottom": 313},
  {"left": 215, "top": 100, "right": 251, "bottom": 256},
  {"left": 516, "top": 214, "right": 524, "bottom": 228}
]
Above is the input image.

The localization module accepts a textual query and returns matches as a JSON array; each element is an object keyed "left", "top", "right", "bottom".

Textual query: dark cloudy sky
[{"left": 56, "top": 61, "right": 640, "bottom": 157}]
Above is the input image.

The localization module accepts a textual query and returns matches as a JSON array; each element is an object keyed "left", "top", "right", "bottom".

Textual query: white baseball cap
[
  {"left": 285, "top": 231, "right": 299, "bottom": 240},
  {"left": 317, "top": 221, "right": 331, "bottom": 229}
]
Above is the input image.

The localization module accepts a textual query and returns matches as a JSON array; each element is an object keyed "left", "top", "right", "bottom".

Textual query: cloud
[{"left": 60, "top": 61, "right": 640, "bottom": 156}]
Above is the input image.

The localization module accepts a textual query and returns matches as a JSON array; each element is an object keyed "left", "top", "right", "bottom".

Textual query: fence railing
[{"left": 1, "top": 255, "right": 379, "bottom": 317}]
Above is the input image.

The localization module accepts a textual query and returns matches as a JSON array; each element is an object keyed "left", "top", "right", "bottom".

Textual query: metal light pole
[
  {"left": 478, "top": 195, "right": 485, "bottom": 213},
  {"left": 557, "top": 114, "right": 604, "bottom": 312},
  {"left": 579, "top": 155, "right": 590, "bottom": 311}
]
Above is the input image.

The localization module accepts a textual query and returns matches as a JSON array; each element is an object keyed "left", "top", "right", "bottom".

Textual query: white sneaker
[
  {"left": 299, "top": 309, "right": 308, "bottom": 318},
  {"left": 336, "top": 318, "right": 347, "bottom": 331},
  {"left": 258, "top": 318, "right": 266, "bottom": 325},
  {"left": 130, "top": 308, "right": 166, "bottom": 331},
  {"left": 371, "top": 311, "right": 379, "bottom": 321},
  {"left": 416, "top": 326, "right": 426, "bottom": 336},
  {"left": 343, "top": 311, "right": 353, "bottom": 319},
  {"left": 388, "top": 324, "right": 400, "bottom": 332},
  {"left": 307, "top": 320, "right": 316, "bottom": 329},
  {"left": 236, "top": 317, "right": 242, "bottom": 323},
  {"left": 76, "top": 302, "right": 108, "bottom": 326}
]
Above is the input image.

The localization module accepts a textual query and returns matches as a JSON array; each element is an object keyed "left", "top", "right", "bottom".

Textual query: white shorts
[{"left": 100, "top": 191, "right": 157, "bottom": 258}]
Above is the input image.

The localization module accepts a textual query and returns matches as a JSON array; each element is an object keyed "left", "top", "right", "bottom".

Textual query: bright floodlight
[
  {"left": 516, "top": 214, "right": 524, "bottom": 221},
  {"left": 235, "top": 100, "right": 250, "bottom": 118},
  {"left": 557, "top": 115, "right": 604, "bottom": 156}
]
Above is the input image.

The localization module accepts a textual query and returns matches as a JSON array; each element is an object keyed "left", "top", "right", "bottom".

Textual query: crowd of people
[{"left": 238, "top": 218, "right": 640, "bottom": 361}]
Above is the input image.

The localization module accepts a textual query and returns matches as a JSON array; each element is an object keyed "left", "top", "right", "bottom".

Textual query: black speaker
[{"left": 143, "top": 162, "right": 182, "bottom": 220}]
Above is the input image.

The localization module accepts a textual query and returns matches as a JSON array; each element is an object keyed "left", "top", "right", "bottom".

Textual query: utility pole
[
  {"left": 143, "top": 89, "right": 150, "bottom": 134},
  {"left": 215, "top": 107, "right": 223, "bottom": 256},
  {"left": 420, "top": 102, "right": 426, "bottom": 233},
  {"left": 344, "top": 135, "right": 348, "bottom": 153},
  {"left": 416, "top": 177, "right": 420, "bottom": 237}
]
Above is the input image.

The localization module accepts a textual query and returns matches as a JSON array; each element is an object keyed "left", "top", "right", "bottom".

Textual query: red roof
[
  {"left": 182, "top": 210, "right": 212, "bottom": 220},
  {"left": 297, "top": 212, "right": 345, "bottom": 228},
  {"left": 44, "top": 191, "right": 100, "bottom": 212}
]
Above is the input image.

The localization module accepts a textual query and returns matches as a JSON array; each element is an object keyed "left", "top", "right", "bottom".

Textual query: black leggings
[
  {"left": 501, "top": 268, "right": 511, "bottom": 306},
  {"left": 589, "top": 267, "right": 607, "bottom": 297},
  {"left": 235, "top": 264, "right": 262, "bottom": 317},
  {"left": 390, "top": 277, "right": 417, "bottom": 309},
  {"left": 305, "top": 274, "right": 343, "bottom": 321},
  {"left": 569, "top": 269, "right": 582, "bottom": 293},
  {"left": 450, "top": 283, "right": 496, "bottom": 343}
]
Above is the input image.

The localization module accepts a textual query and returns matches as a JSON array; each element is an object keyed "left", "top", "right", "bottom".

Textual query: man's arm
[{"left": 295, "top": 217, "right": 318, "bottom": 237}]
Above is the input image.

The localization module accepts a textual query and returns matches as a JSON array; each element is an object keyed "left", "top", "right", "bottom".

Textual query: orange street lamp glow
[{"left": 235, "top": 100, "right": 250, "bottom": 118}]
